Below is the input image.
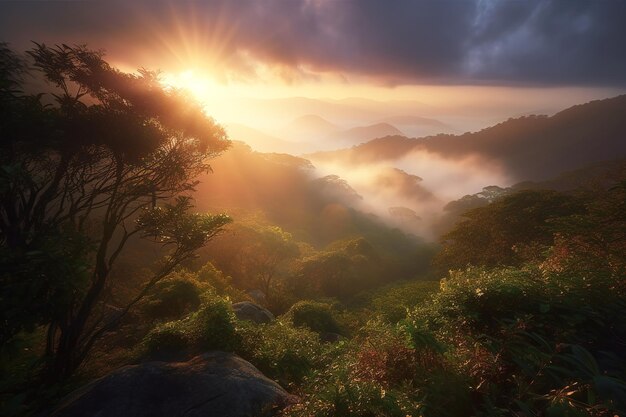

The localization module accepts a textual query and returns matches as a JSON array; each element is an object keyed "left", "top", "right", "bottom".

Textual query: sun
[
  {"left": 159, "top": 69, "right": 245, "bottom": 123},
  {"left": 161, "top": 70, "right": 214, "bottom": 100}
]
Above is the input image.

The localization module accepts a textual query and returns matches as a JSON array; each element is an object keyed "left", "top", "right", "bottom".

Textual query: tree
[
  {"left": 434, "top": 189, "right": 585, "bottom": 274},
  {"left": 294, "top": 238, "right": 381, "bottom": 299},
  {"left": 0, "top": 43, "right": 231, "bottom": 380},
  {"left": 225, "top": 224, "right": 299, "bottom": 297}
]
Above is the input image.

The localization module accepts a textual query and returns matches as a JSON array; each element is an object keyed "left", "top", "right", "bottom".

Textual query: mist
[{"left": 308, "top": 149, "right": 510, "bottom": 239}]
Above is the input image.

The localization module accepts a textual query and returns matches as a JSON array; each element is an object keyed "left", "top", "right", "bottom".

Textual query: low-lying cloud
[{"left": 310, "top": 149, "right": 510, "bottom": 239}]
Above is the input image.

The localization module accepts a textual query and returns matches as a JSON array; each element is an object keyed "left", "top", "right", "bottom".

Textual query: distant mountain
[
  {"left": 375, "top": 115, "right": 455, "bottom": 138},
  {"left": 225, "top": 123, "right": 302, "bottom": 154},
  {"left": 377, "top": 115, "right": 450, "bottom": 129},
  {"left": 330, "top": 123, "right": 405, "bottom": 146},
  {"left": 242, "top": 96, "right": 379, "bottom": 123},
  {"left": 284, "top": 114, "right": 340, "bottom": 139},
  {"left": 310, "top": 95, "right": 626, "bottom": 182}
]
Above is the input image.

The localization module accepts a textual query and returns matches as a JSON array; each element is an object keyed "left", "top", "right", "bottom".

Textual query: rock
[
  {"left": 50, "top": 352, "right": 297, "bottom": 417},
  {"left": 232, "top": 301, "right": 274, "bottom": 324}
]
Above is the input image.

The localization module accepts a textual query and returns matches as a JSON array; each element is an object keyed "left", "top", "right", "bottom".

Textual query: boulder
[
  {"left": 232, "top": 301, "right": 274, "bottom": 324},
  {"left": 50, "top": 352, "right": 297, "bottom": 417}
]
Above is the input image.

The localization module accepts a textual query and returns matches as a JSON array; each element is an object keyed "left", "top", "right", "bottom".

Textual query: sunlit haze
[
  {"left": 3, "top": 2, "right": 626, "bottom": 415},
  {"left": 1, "top": 0, "right": 626, "bottom": 235}
]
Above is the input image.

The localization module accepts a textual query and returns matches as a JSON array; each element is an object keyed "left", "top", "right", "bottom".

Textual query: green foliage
[
  {"left": 198, "top": 221, "right": 299, "bottom": 301},
  {"left": 435, "top": 189, "right": 585, "bottom": 272},
  {"left": 238, "top": 321, "right": 324, "bottom": 387},
  {"left": 0, "top": 227, "right": 92, "bottom": 344},
  {"left": 139, "top": 321, "right": 190, "bottom": 359},
  {"left": 139, "top": 295, "right": 239, "bottom": 360},
  {"left": 292, "top": 238, "right": 385, "bottom": 300},
  {"left": 140, "top": 271, "right": 205, "bottom": 321},
  {"left": 544, "top": 180, "right": 626, "bottom": 281},
  {"left": 0, "top": 43, "right": 231, "bottom": 379},
  {"left": 285, "top": 301, "right": 342, "bottom": 334},
  {"left": 369, "top": 280, "right": 440, "bottom": 323},
  {"left": 403, "top": 265, "right": 626, "bottom": 415},
  {"left": 197, "top": 262, "right": 235, "bottom": 296},
  {"left": 284, "top": 369, "right": 421, "bottom": 417},
  {"left": 137, "top": 196, "right": 232, "bottom": 257},
  {"left": 283, "top": 320, "right": 471, "bottom": 417},
  {"left": 187, "top": 297, "right": 240, "bottom": 351}
]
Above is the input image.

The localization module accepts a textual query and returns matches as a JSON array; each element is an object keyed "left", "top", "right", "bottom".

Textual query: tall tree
[{"left": 0, "top": 43, "right": 231, "bottom": 380}]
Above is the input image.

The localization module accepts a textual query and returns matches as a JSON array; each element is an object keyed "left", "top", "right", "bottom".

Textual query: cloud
[{"left": 1, "top": 0, "right": 625, "bottom": 86}]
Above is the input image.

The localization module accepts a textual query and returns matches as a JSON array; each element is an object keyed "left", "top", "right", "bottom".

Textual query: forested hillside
[
  {"left": 310, "top": 95, "right": 626, "bottom": 182},
  {"left": 1, "top": 42, "right": 625, "bottom": 417}
]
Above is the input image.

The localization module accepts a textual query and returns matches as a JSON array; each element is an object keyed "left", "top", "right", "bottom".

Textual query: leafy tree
[
  {"left": 206, "top": 222, "right": 299, "bottom": 298},
  {"left": 434, "top": 189, "right": 585, "bottom": 273},
  {"left": 293, "top": 237, "right": 382, "bottom": 299},
  {"left": 0, "top": 44, "right": 231, "bottom": 380}
]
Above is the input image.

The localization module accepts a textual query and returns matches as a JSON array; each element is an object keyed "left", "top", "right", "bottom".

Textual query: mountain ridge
[{"left": 309, "top": 94, "right": 626, "bottom": 182}]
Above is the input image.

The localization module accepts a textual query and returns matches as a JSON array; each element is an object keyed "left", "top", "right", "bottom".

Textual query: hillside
[
  {"left": 310, "top": 95, "right": 626, "bottom": 182},
  {"left": 225, "top": 123, "right": 302, "bottom": 154},
  {"left": 285, "top": 114, "right": 340, "bottom": 138}
]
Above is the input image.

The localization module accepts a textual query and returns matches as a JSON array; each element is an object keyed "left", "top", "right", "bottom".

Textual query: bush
[
  {"left": 187, "top": 296, "right": 240, "bottom": 352},
  {"left": 238, "top": 321, "right": 324, "bottom": 387},
  {"left": 411, "top": 266, "right": 626, "bottom": 350},
  {"left": 370, "top": 280, "right": 440, "bottom": 323},
  {"left": 196, "top": 262, "right": 250, "bottom": 302},
  {"left": 405, "top": 266, "right": 626, "bottom": 416},
  {"left": 283, "top": 319, "right": 471, "bottom": 417},
  {"left": 353, "top": 320, "right": 418, "bottom": 387},
  {"left": 139, "top": 320, "right": 190, "bottom": 359},
  {"left": 141, "top": 272, "right": 205, "bottom": 321},
  {"left": 283, "top": 367, "right": 421, "bottom": 417},
  {"left": 284, "top": 301, "right": 342, "bottom": 334},
  {"left": 139, "top": 294, "right": 239, "bottom": 359}
]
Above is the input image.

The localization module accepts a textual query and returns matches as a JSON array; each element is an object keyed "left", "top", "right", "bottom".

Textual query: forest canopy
[{"left": 0, "top": 41, "right": 625, "bottom": 417}]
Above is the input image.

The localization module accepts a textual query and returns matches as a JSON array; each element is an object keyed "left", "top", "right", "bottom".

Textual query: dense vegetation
[{"left": 1, "top": 45, "right": 625, "bottom": 417}]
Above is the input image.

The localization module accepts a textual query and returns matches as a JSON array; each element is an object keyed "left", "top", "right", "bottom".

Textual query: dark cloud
[{"left": 1, "top": 0, "right": 625, "bottom": 86}]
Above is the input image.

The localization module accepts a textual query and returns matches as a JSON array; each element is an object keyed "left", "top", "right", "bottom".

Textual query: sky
[
  {"left": 2, "top": 0, "right": 625, "bottom": 237},
  {"left": 1, "top": 0, "right": 625, "bottom": 128}
]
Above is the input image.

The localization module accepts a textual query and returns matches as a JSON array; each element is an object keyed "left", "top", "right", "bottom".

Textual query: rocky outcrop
[
  {"left": 232, "top": 301, "right": 275, "bottom": 324},
  {"left": 49, "top": 352, "right": 296, "bottom": 417}
]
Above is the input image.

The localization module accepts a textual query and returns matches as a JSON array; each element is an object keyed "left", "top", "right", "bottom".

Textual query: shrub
[
  {"left": 370, "top": 280, "right": 439, "bottom": 323},
  {"left": 187, "top": 296, "right": 240, "bottom": 352},
  {"left": 353, "top": 320, "right": 418, "bottom": 387},
  {"left": 141, "top": 272, "right": 204, "bottom": 321},
  {"left": 139, "top": 320, "right": 190, "bottom": 359},
  {"left": 139, "top": 294, "right": 239, "bottom": 359},
  {"left": 285, "top": 301, "right": 342, "bottom": 334},
  {"left": 196, "top": 262, "right": 250, "bottom": 302},
  {"left": 405, "top": 265, "right": 626, "bottom": 416},
  {"left": 238, "top": 321, "right": 325, "bottom": 387},
  {"left": 283, "top": 368, "right": 421, "bottom": 417}
]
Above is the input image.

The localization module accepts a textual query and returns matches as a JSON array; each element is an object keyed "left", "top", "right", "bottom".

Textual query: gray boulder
[
  {"left": 50, "top": 352, "right": 296, "bottom": 417},
  {"left": 232, "top": 301, "right": 274, "bottom": 324}
]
